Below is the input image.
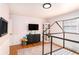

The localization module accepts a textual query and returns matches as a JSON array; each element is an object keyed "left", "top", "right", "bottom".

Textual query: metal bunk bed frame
[{"left": 42, "top": 17, "right": 79, "bottom": 55}]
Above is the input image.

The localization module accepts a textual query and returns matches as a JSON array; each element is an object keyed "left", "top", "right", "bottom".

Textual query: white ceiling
[{"left": 9, "top": 3, "right": 79, "bottom": 19}]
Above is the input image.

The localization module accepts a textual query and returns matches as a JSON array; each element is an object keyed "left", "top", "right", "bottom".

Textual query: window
[{"left": 64, "top": 18, "right": 79, "bottom": 33}]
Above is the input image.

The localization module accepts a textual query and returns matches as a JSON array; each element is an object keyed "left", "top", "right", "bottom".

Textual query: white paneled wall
[{"left": 10, "top": 15, "right": 45, "bottom": 45}]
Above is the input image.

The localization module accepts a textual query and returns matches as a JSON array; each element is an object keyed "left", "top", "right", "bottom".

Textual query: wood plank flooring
[
  {"left": 10, "top": 42, "right": 48, "bottom": 55},
  {"left": 10, "top": 42, "right": 78, "bottom": 55}
]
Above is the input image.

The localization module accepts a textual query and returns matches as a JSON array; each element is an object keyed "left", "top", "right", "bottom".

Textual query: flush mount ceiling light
[{"left": 43, "top": 3, "right": 51, "bottom": 9}]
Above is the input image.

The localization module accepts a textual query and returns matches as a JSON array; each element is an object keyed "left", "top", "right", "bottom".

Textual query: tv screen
[
  {"left": 0, "top": 17, "right": 8, "bottom": 37},
  {"left": 28, "top": 24, "right": 39, "bottom": 30}
]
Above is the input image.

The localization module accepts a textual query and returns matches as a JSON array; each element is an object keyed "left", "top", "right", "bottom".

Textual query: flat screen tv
[
  {"left": 0, "top": 17, "right": 8, "bottom": 37},
  {"left": 28, "top": 24, "right": 39, "bottom": 30}
]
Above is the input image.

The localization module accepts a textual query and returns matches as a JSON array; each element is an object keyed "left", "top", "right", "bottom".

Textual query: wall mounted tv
[
  {"left": 0, "top": 17, "right": 8, "bottom": 37},
  {"left": 28, "top": 24, "right": 39, "bottom": 30}
]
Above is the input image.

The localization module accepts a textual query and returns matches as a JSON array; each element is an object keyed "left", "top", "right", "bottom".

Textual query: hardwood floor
[
  {"left": 10, "top": 42, "right": 78, "bottom": 55},
  {"left": 10, "top": 42, "right": 48, "bottom": 55}
]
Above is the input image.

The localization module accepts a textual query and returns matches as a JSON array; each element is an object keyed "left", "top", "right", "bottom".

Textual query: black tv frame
[
  {"left": 28, "top": 24, "right": 39, "bottom": 31},
  {"left": 0, "top": 17, "right": 8, "bottom": 37}
]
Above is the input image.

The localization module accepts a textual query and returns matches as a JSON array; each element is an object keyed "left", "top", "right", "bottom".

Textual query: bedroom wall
[
  {"left": 48, "top": 10, "right": 79, "bottom": 53},
  {"left": 10, "top": 15, "right": 45, "bottom": 45},
  {"left": 0, "top": 4, "right": 10, "bottom": 55}
]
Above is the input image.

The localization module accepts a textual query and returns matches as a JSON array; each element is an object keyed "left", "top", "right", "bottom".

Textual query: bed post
[
  {"left": 62, "top": 21, "right": 65, "bottom": 48},
  {"left": 42, "top": 24, "right": 44, "bottom": 55}
]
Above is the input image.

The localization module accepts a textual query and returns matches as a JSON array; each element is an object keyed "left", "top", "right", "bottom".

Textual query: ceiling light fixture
[{"left": 43, "top": 3, "right": 51, "bottom": 9}]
